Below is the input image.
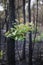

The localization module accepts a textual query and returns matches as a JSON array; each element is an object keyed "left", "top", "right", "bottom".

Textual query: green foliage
[
  {"left": 5, "top": 23, "right": 35, "bottom": 40},
  {"left": 0, "top": 50, "right": 3, "bottom": 59}
]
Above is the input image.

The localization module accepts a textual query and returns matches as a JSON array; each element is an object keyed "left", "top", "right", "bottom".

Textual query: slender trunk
[
  {"left": 0, "top": 22, "right": 1, "bottom": 50},
  {"left": 5, "top": 9, "right": 8, "bottom": 32},
  {"left": 33, "top": 4, "right": 35, "bottom": 25},
  {"left": 33, "top": 0, "right": 38, "bottom": 52},
  {"left": 36, "top": 0, "right": 38, "bottom": 33},
  {"left": 28, "top": 0, "right": 32, "bottom": 65},
  {"left": 22, "top": 0, "right": 26, "bottom": 60}
]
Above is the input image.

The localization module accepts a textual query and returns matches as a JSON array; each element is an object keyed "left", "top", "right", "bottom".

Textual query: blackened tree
[
  {"left": 7, "top": 0, "right": 16, "bottom": 65},
  {"left": 28, "top": 0, "right": 32, "bottom": 65},
  {"left": 22, "top": 0, "right": 26, "bottom": 60}
]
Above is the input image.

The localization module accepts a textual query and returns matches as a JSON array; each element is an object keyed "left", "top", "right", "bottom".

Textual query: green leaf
[{"left": 5, "top": 23, "right": 35, "bottom": 41}]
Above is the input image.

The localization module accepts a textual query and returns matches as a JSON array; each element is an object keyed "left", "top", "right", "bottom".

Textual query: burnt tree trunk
[
  {"left": 7, "top": 38, "right": 15, "bottom": 65},
  {"left": 28, "top": 0, "right": 32, "bottom": 65},
  {"left": 0, "top": 22, "right": 1, "bottom": 50},
  {"left": 7, "top": 0, "right": 16, "bottom": 65},
  {"left": 22, "top": 0, "right": 26, "bottom": 60},
  {"left": 9, "top": 0, "right": 16, "bottom": 28}
]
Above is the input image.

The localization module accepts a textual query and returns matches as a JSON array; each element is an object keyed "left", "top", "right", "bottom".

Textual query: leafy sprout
[
  {"left": 5, "top": 22, "right": 35, "bottom": 40},
  {"left": 0, "top": 50, "right": 3, "bottom": 59}
]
